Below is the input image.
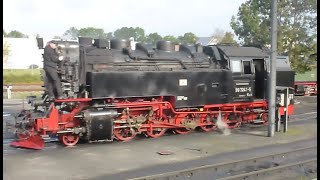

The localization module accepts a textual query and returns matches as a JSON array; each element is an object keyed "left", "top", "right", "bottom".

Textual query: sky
[{"left": 3, "top": 0, "right": 247, "bottom": 39}]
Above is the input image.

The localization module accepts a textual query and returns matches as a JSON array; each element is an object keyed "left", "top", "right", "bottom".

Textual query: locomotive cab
[
  {"left": 36, "top": 38, "right": 81, "bottom": 99},
  {"left": 216, "top": 45, "right": 269, "bottom": 102}
]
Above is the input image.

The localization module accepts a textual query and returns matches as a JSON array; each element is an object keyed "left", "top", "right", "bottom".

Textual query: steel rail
[
  {"left": 217, "top": 158, "right": 317, "bottom": 180},
  {"left": 129, "top": 146, "right": 317, "bottom": 180}
]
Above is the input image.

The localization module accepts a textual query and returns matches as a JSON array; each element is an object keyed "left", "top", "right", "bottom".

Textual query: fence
[{"left": 3, "top": 83, "right": 43, "bottom": 99}]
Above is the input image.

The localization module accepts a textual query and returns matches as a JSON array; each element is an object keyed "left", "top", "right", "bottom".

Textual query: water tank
[
  {"left": 110, "top": 39, "right": 130, "bottom": 50},
  {"left": 156, "top": 41, "right": 175, "bottom": 51},
  {"left": 79, "top": 37, "right": 93, "bottom": 46}
]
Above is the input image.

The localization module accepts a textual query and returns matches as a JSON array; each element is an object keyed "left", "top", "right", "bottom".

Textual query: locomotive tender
[{"left": 10, "top": 37, "right": 295, "bottom": 150}]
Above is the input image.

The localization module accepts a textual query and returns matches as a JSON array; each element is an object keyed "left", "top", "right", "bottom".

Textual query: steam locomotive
[{"left": 10, "top": 37, "right": 295, "bottom": 150}]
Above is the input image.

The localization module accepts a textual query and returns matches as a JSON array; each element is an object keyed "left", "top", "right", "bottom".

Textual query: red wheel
[
  {"left": 174, "top": 128, "right": 192, "bottom": 134},
  {"left": 146, "top": 126, "right": 167, "bottom": 138},
  {"left": 200, "top": 114, "right": 217, "bottom": 132},
  {"left": 223, "top": 113, "right": 241, "bottom": 129},
  {"left": 261, "top": 113, "right": 268, "bottom": 125},
  {"left": 114, "top": 125, "right": 137, "bottom": 141},
  {"left": 305, "top": 90, "right": 310, "bottom": 96},
  {"left": 173, "top": 114, "right": 195, "bottom": 134},
  {"left": 146, "top": 114, "right": 168, "bottom": 138},
  {"left": 61, "top": 134, "right": 79, "bottom": 146}
]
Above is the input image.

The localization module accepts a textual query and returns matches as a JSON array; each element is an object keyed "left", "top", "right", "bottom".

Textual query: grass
[
  {"left": 295, "top": 69, "right": 317, "bottom": 82},
  {"left": 3, "top": 69, "right": 42, "bottom": 84},
  {"left": 3, "top": 91, "right": 43, "bottom": 99}
]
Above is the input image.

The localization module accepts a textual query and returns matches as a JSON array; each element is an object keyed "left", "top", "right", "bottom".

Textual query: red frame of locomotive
[
  {"left": 12, "top": 96, "right": 294, "bottom": 149},
  {"left": 294, "top": 82, "right": 317, "bottom": 96}
]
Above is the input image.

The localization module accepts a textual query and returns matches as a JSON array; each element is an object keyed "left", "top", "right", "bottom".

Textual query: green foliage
[
  {"left": 53, "top": 35, "right": 61, "bottom": 39},
  {"left": 5, "top": 30, "right": 28, "bottom": 38},
  {"left": 211, "top": 28, "right": 238, "bottom": 44},
  {"left": 146, "top": 33, "right": 162, "bottom": 44},
  {"left": 29, "top": 64, "right": 39, "bottom": 69},
  {"left": 3, "top": 69, "right": 42, "bottom": 83},
  {"left": 178, "top": 32, "right": 198, "bottom": 44},
  {"left": 106, "top": 32, "right": 113, "bottom": 39},
  {"left": 63, "top": 27, "right": 79, "bottom": 40},
  {"left": 295, "top": 69, "right": 317, "bottom": 82},
  {"left": 211, "top": 28, "right": 225, "bottom": 43},
  {"left": 3, "top": 29, "right": 6, "bottom": 36},
  {"left": 114, "top": 27, "right": 146, "bottom": 42},
  {"left": 3, "top": 92, "right": 43, "bottom": 99},
  {"left": 163, "top": 35, "right": 178, "bottom": 42},
  {"left": 3, "top": 41, "right": 10, "bottom": 63},
  {"left": 230, "top": 0, "right": 317, "bottom": 73},
  {"left": 220, "top": 32, "right": 237, "bottom": 44},
  {"left": 60, "top": 27, "right": 201, "bottom": 45},
  {"left": 78, "top": 27, "right": 107, "bottom": 39}
]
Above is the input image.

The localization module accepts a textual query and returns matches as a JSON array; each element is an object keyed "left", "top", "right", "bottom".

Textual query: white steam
[{"left": 215, "top": 111, "right": 231, "bottom": 135}]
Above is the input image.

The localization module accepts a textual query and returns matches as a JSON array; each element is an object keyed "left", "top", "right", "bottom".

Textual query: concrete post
[
  {"left": 6, "top": 85, "right": 12, "bottom": 99},
  {"left": 268, "top": 0, "right": 278, "bottom": 137}
]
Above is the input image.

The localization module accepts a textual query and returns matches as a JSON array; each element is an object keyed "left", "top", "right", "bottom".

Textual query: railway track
[{"left": 130, "top": 146, "right": 317, "bottom": 180}]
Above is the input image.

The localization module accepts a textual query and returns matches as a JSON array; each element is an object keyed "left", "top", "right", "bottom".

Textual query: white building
[
  {"left": 196, "top": 37, "right": 219, "bottom": 45},
  {"left": 3, "top": 37, "right": 52, "bottom": 69}
]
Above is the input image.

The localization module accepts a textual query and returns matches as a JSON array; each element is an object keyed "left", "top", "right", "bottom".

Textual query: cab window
[
  {"left": 230, "top": 60, "right": 242, "bottom": 73},
  {"left": 243, "top": 61, "right": 252, "bottom": 74}
]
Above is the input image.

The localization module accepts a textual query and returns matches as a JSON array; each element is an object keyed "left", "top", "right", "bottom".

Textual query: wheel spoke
[
  {"left": 114, "top": 124, "right": 137, "bottom": 141},
  {"left": 61, "top": 134, "right": 79, "bottom": 146},
  {"left": 200, "top": 115, "right": 217, "bottom": 132},
  {"left": 146, "top": 114, "right": 168, "bottom": 138}
]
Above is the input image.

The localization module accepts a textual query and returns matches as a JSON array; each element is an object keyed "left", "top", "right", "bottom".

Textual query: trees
[
  {"left": 178, "top": 32, "right": 198, "bottom": 44},
  {"left": 63, "top": 27, "right": 79, "bottom": 40},
  {"left": 3, "top": 41, "right": 10, "bottom": 66},
  {"left": 106, "top": 32, "right": 113, "bottom": 39},
  {"left": 211, "top": 28, "right": 225, "bottom": 43},
  {"left": 59, "top": 27, "right": 201, "bottom": 45},
  {"left": 146, "top": 33, "right": 162, "bottom": 44},
  {"left": 29, "top": 64, "right": 39, "bottom": 69},
  {"left": 5, "top": 30, "right": 28, "bottom": 38},
  {"left": 63, "top": 27, "right": 112, "bottom": 39},
  {"left": 53, "top": 35, "right": 62, "bottom": 39},
  {"left": 78, "top": 27, "right": 108, "bottom": 39},
  {"left": 230, "top": 0, "right": 317, "bottom": 73},
  {"left": 220, "top": 32, "right": 237, "bottom": 44},
  {"left": 163, "top": 35, "right": 178, "bottom": 42},
  {"left": 114, "top": 27, "right": 146, "bottom": 42},
  {"left": 211, "top": 28, "right": 237, "bottom": 44}
]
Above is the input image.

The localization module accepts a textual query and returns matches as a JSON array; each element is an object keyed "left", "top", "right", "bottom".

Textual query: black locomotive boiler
[{"left": 10, "top": 37, "right": 295, "bottom": 149}]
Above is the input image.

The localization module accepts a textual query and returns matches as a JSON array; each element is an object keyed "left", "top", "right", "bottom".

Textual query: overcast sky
[{"left": 4, "top": 0, "right": 247, "bottom": 39}]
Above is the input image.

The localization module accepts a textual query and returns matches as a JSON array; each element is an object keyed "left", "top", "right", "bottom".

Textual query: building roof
[
  {"left": 196, "top": 37, "right": 213, "bottom": 45},
  {"left": 216, "top": 45, "right": 269, "bottom": 58}
]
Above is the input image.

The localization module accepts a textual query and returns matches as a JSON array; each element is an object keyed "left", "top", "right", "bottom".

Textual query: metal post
[
  {"left": 283, "top": 88, "right": 289, "bottom": 132},
  {"left": 268, "top": 0, "right": 278, "bottom": 137},
  {"left": 275, "top": 107, "right": 281, "bottom": 132}
]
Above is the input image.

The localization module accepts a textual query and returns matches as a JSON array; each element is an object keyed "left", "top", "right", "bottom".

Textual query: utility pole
[{"left": 268, "top": 0, "right": 278, "bottom": 137}]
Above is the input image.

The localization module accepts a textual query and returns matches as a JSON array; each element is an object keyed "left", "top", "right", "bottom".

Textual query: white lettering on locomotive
[
  {"left": 179, "top": 79, "right": 188, "bottom": 86},
  {"left": 235, "top": 87, "right": 252, "bottom": 93}
]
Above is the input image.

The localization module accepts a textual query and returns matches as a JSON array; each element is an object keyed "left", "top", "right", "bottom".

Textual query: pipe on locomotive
[{"left": 122, "top": 47, "right": 188, "bottom": 69}]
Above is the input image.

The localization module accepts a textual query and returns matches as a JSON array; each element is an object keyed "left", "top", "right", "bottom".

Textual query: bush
[
  {"left": 3, "top": 69, "right": 42, "bottom": 84},
  {"left": 29, "top": 64, "right": 39, "bottom": 69}
]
